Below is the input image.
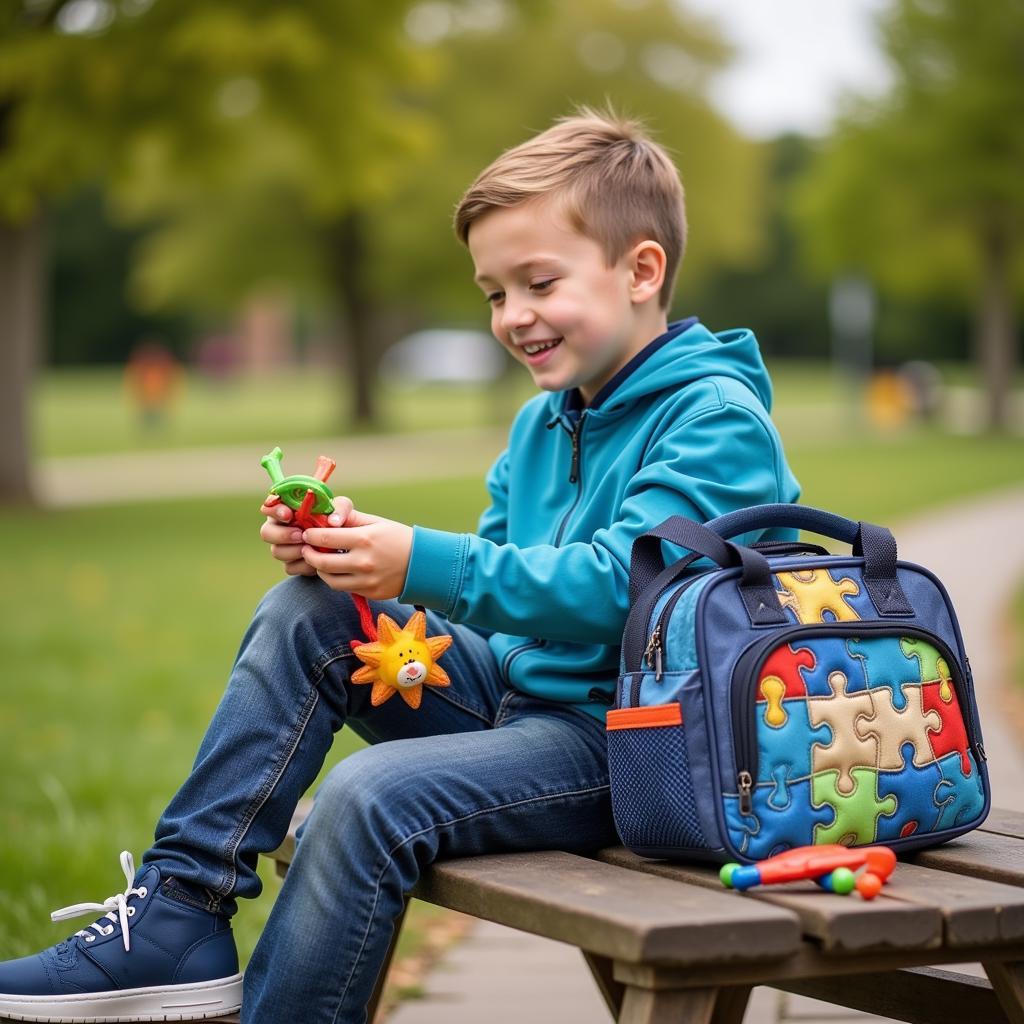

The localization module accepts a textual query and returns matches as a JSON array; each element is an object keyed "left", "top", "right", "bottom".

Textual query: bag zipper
[
  {"left": 731, "top": 620, "right": 984, "bottom": 815},
  {"left": 642, "top": 572, "right": 712, "bottom": 681}
]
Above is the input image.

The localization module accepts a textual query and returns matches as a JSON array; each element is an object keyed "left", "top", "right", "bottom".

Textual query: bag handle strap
[
  {"left": 628, "top": 504, "right": 913, "bottom": 641},
  {"left": 629, "top": 517, "right": 788, "bottom": 628},
  {"left": 703, "top": 504, "right": 913, "bottom": 616}
]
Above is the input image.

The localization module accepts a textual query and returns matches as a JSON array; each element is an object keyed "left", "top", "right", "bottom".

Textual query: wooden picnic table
[{"left": 227, "top": 803, "right": 1024, "bottom": 1023}]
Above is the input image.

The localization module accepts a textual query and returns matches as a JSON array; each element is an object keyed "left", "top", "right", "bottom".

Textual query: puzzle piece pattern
[
  {"left": 812, "top": 768, "right": 898, "bottom": 845},
  {"left": 728, "top": 633, "right": 982, "bottom": 855},
  {"left": 725, "top": 781, "right": 834, "bottom": 860},
  {"left": 847, "top": 636, "right": 921, "bottom": 711},
  {"left": 757, "top": 697, "right": 832, "bottom": 797},
  {"left": 807, "top": 671, "right": 876, "bottom": 794},
  {"left": 934, "top": 750, "right": 986, "bottom": 829},
  {"left": 775, "top": 569, "right": 862, "bottom": 623}
]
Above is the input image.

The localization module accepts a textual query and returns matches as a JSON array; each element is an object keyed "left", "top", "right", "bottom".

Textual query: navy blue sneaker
[{"left": 0, "top": 851, "right": 242, "bottom": 1022}]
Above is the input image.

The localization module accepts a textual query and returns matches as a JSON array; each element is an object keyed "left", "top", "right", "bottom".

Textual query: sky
[{"left": 679, "top": 0, "right": 894, "bottom": 138}]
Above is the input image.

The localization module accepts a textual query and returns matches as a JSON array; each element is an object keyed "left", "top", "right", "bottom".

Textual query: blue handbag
[{"left": 607, "top": 504, "right": 991, "bottom": 864}]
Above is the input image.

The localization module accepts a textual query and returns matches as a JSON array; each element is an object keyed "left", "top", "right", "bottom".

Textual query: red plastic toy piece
[
  {"left": 721, "top": 844, "right": 897, "bottom": 900},
  {"left": 262, "top": 449, "right": 377, "bottom": 642}
]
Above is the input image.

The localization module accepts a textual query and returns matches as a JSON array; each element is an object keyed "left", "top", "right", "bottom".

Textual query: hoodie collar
[{"left": 561, "top": 317, "right": 699, "bottom": 416}]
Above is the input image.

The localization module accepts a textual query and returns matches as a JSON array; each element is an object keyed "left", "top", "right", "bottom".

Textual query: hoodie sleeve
[
  {"left": 474, "top": 449, "right": 510, "bottom": 545},
  {"left": 400, "top": 400, "right": 785, "bottom": 645}
]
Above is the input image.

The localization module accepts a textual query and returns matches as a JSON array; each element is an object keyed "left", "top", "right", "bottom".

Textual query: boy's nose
[{"left": 500, "top": 299, "right": 536, "bottom": 333}]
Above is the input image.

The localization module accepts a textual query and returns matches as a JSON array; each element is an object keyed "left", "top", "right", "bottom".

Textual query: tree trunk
[
  {"left": 325, "top": 209, "right": 378, "bottom": 428},
  {"left": 974, "top": 222, "right": 1018, "bottom": 433},
  {"left": 0, "top": 212, "right": 45, "bottom": 506}
]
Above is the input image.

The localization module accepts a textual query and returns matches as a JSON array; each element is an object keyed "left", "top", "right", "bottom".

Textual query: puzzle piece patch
[
  {"left": 812, "top": 767, "right": 898, "bottom": 846},
  {"left": 934, "top": 750, "right": 986, "bottom": 829},
  {"left": 847, "top": 636, "right": 920, "bottom": 711},
  {"left": 799, "top": 636, "right": 868, "bottom": 697},
  {"left": 856, "top": 683, "right": 942, "bottom": 771},
  {"left": 876, "top": 745, "right": 946, "bottom": 840},
  {"left": 775, "top": 569, "right": 862, "bottom": 623},
  {"left": 758, "top": 643, "right": 815, "bottom": 699},
  {"left": 921, "top": 678, "right": 971, "bottom": 775},
  {"left": 900, "top": 637, "right": 952, "bottom": 691},
  {"left": 726, "top": 780, "right": 835, "bottom": 859},
  {"left": 807, "top": 671, "right": 876, "bottom": 794},
  {"left": 758, "top": 697, "right": 832, "bottom": 788}
]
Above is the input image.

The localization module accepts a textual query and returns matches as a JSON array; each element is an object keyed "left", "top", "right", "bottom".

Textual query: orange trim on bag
[{"left": 606, "top": 703, "right": 683, "bottom": 731}]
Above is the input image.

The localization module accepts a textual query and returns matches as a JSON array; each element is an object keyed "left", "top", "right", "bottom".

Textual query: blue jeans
[{"left": 142, "top": 576, "right": 617, "bottom": 1024}]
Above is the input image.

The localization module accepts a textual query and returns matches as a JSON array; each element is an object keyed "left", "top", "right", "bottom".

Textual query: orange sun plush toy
[{"left": 350, "top": 611, "right": 453, "bottom": 709}]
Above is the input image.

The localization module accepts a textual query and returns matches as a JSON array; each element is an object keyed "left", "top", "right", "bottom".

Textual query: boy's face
[{"left": 468, "top": 198, "right": 666, "bottom": 405}]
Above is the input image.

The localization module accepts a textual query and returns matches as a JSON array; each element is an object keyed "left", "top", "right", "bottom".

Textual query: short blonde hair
[{"left": 453, "top": 103, "right": 686, "bottom": 310}]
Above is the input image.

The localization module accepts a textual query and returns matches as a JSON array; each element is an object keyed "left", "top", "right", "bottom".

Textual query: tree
[
  {"left": 132, "top": 0, "right": 767, "bottom": 413},
  {"left": 792, "top": 0, "right": 1024, "bottom": 430},
  {"left": 0, "top": 0, "right": 434, "bottom": 502}
]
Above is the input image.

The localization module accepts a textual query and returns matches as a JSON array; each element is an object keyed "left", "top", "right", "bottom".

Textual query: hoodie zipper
[
  {"left": 503, "top": 412, "right": 584, "bottom": 686},
  {"left": 546, "top": 412, "right": 586, "bottom": 546},
  {"left": 731, "top": 621, "right": 985, "bottom": 815}
]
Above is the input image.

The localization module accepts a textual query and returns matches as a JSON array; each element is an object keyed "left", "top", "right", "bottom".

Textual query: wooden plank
[
  {"left": 413, "top": 849, "right": 801, "bottom": 965},
  {"left": 593, "top": 847, "right": 941, "bottom": 954},
  {"left": 613, "top": 941, "right": 1024, "bottom": 989},
  {"left": 912, "top": 830, "right": 1024, "bottom": 887},
  {"left": 874, "top": 861, "right": 1024, "bottom": 946},
  {"left": 775, "top": 965, "right": 1002, "bottom": 1024},
  {"left": 981, "top": 808, "right": 1024, "bottom": 842}
]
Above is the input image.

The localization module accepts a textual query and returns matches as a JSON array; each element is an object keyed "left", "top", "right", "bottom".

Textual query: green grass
[
  {"left": 0, "top": 478, "right": 487, "bottom": 971},
  {"left": 33, "top": 367, "right": 534, "bottom": 458}
]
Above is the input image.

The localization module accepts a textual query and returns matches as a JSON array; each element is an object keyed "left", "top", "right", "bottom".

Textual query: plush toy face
[{"left": 350, "top": 611, "right": 452, "bottom": 709}]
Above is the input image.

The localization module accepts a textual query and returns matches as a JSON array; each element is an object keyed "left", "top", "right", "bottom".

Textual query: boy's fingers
[
  {"left": 329, "top": 495, "right": 355, "bottom": 526},
  {"left": 260, "top": 499, "right": 293, "bottom": 522},
  {"left": 302, "top": 526, "right": 362, "bottom": 549},
  {"left": 284, "top": 559, "right": 316, "bottom": 576},
  {"left": 260, "top": 520, "right": 305, "bottom": 545},
  {"left": 271, "top": 543, "right": 305, "bottom": 562}
]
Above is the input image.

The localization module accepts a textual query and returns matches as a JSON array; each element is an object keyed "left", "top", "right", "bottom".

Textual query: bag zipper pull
[
  {"left": 737, "top": 771, "right": 753, "bottom": 815},
  {"left": 644, "top": 625, "right": 663, "bottom": 681}
]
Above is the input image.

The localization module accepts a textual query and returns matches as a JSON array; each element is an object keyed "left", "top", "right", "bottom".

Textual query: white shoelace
[{"left": 50, "top": 851, "right": 147, "bottom": 953}]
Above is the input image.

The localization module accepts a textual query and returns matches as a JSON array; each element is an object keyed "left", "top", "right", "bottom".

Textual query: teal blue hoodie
[{"left": 399, "top": 318, "right": 801, "bottom": 720}]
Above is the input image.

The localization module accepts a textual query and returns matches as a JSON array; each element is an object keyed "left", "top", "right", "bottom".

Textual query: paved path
[
  {"left": 390, "top": 485, "right": 1024, "bottom": 1024},
  {"left": 34, "top": 429, "right": 509, "bottom": 507}
]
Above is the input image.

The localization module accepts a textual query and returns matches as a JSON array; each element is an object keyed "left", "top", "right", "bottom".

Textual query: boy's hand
[
  {"left": 259, "top": 496, "right": 316, "bottom": 577},
  {"left": 301, "top": 501, "right": 414, "bottom": 601}
]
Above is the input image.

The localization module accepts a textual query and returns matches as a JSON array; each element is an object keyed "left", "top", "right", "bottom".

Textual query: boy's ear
[{"left": 627, "top": 240, "right": 666, "bottom": 304}]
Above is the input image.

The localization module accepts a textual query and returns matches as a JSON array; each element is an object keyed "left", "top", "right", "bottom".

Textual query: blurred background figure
[{"left": 124, "top": 339, "right": 182, "bottom": 432}]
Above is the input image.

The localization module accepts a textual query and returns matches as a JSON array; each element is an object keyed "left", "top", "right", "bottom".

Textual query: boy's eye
[{"left": 484, "top": 280, "right": 554, "bottom": 304}]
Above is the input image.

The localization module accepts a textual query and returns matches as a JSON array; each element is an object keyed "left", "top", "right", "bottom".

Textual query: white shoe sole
[{"left": 0, "top": 973, "right": 243, "bottom": 1022}]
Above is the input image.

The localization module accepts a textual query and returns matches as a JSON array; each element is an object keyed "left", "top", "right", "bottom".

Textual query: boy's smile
[{"left": 468, "top": 197, "right": 667, "bottom": 405}]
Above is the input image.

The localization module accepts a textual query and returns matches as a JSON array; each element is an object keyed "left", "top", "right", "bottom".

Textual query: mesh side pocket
[{"left": 607, "top": 703, "right": 708, "bottom": 854}]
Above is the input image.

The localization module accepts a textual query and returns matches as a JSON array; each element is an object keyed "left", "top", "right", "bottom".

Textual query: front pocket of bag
[
  {"left": 728, "top": 624, "right": 986, "bottom": 859},
  {"left": 606, "top": 702, "right": 708, "bottom": 854}
]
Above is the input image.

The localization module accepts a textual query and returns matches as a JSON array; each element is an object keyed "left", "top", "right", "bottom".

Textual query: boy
[{"left": 0, "top": 105, "right": 799, "bottom": 1023}]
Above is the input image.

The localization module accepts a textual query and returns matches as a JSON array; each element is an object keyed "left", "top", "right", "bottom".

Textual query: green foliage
[
  {"left": 791, "top": 0, "right": 1024, "bottom": 300},
  {"left": 49, "top": 187, "right": 193, "bottom": 363},
  {"left": 371, "top": 0, "right": 767, "bottom": 325}
]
